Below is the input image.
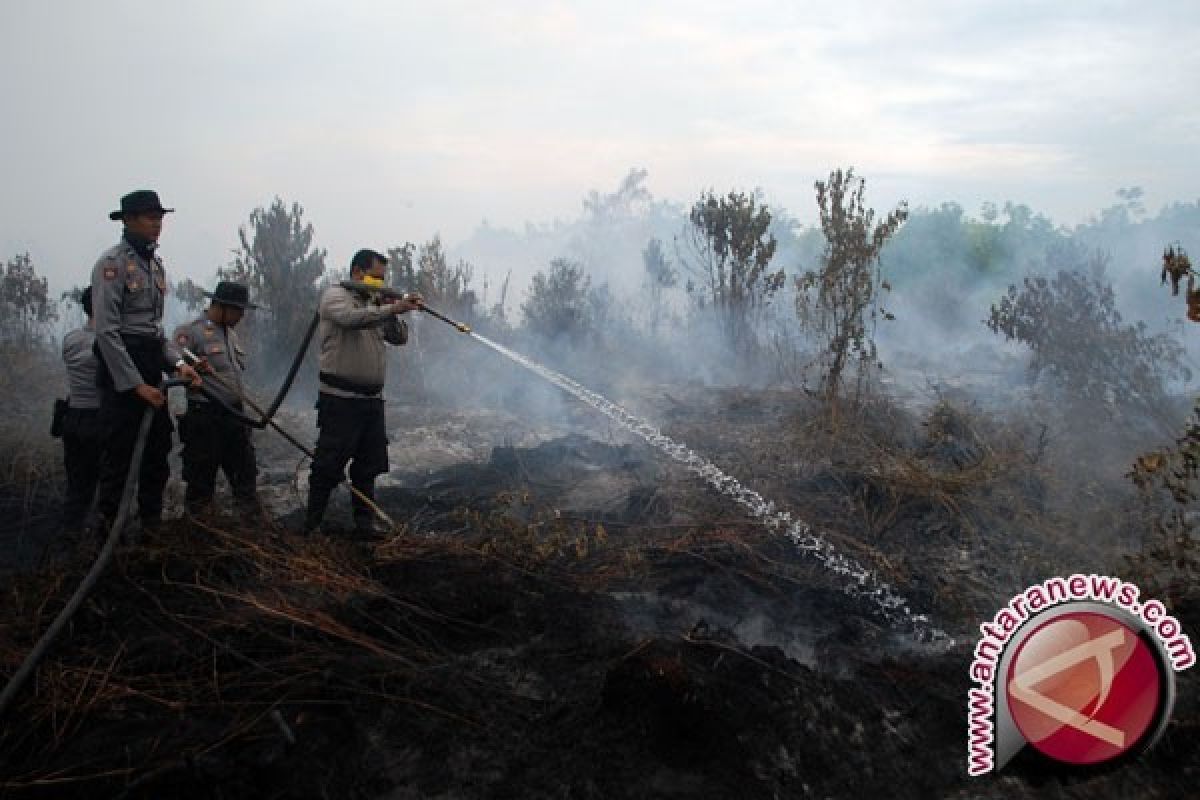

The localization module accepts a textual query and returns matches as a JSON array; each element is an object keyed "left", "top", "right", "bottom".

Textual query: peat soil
[{"left": 1, "top": 388, "right": 1198, "bottom": 799}]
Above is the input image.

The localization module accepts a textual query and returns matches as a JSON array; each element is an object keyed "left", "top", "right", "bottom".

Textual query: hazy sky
[{"left": 2, "top": 0, "right": 1198, "bottom": 291}]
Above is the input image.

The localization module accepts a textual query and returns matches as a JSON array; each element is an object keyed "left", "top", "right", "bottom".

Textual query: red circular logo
[{"left": 1005, "top": 611, "right": 1163, "bottom": 765}]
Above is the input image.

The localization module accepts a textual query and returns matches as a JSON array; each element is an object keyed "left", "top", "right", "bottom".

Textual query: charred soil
[{"left": 1, "top": 388, "right": 1198, "bottom": 799}]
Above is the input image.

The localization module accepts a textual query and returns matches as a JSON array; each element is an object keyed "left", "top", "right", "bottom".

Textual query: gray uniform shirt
[
  {"left": 90, "top": 238, "right": 180, "bottom": 392},
  {"left": 62, "top": 325, "right": 101, "bottom": 410},
  {"left": 317, "top": 285, "right": 407, "bottom": 398},
  {"left": 173, "top": 316, "right": 247, "bottom": 410}
]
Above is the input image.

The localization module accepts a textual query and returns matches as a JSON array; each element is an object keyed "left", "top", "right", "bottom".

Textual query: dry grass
[
  {"left": 649, "top": 385, "right": 1161, "bottom": 623},
  {"left": 2, "top": 358, "right": 1190, "bottom": 794},
  {"left": 0, "top": 520, "right": 533, "bottom": 792},
  {"left": 0, "top": 344, "right": 66, "bottom": 573}
]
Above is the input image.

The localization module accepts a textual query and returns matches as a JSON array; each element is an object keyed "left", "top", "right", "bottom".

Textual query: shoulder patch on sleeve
[
  {"left": 176, "top": 332, "right": 190, "bottom": 347},
  {"left": 103, "top": 264, "right": 118, "bottom": 281}
]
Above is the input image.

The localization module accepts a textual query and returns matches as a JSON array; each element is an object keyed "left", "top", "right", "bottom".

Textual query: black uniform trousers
[
  {"left": 61, "top": 408, "right": 105, "bottom": 527},
  {"left": 179, "top": 402, "right": 258, "bottom": 514},
  {"left": 94, "top": 336, "right": 174, "bottom": 528},
  {"left": 306, "top": 393, "right": 389, "bottom": 530}
]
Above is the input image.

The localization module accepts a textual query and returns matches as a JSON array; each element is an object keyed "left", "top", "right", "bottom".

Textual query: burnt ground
[{"left": 1, "top": 387, "right": 1199, "bottom": 799}]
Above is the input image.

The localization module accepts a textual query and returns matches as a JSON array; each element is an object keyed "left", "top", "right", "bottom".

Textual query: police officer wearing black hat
[
  {"left": 173, "top": 281, "right": 261, "bottom": 518},
  {"left": 90, "top": 190, "right": 201, "bottom": 535}
]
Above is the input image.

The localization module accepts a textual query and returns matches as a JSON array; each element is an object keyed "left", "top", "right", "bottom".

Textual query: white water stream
[{"left": 468, "top": 333, "right": 950, "bottom": 643}]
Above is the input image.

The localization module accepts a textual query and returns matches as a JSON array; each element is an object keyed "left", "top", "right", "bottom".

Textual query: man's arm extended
[{"left": 320, "top": 287, "right": 396, "bottom": 330}]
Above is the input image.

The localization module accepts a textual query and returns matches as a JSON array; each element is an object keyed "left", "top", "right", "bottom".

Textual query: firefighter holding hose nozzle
[{"left": 304, "top": 249, "right": 422, "bottom": 536}]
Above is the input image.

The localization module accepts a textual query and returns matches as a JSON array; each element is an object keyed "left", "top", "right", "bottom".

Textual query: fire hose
[
  {"left": 177, "top": 287, "right": 472, "bottom": 529},
  {"left": 339, "top": 281, "right": 472, "bottom": 333},
  {"left": 0, "top": 291, "right": 475, "bottom": 718},
  {"left": 0, "top": 378, "right": 192, "bottom": 719},
  {"left": 178, "top": 348, "right": 399, "bottom": 529},
  {"left": 239, "top": 288, "right": 469, "bottom": 432}
]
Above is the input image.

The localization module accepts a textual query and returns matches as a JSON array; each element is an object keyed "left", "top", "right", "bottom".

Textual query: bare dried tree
[{"left": 795, "top": 168, "right": 908, "bottom": 417}]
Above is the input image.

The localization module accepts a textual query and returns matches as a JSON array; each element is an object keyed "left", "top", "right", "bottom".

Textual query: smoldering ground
[{"left": 2, "top": 174, "right": 1200, "bottom": 798}]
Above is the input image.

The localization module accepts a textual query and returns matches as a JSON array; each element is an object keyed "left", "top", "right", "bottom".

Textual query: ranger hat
[
  {"left": 202, "top": 280, "right": 259, "bottom": 310},
  {"left": 109, "top": 189, "right": 175, "bottom": 220}
]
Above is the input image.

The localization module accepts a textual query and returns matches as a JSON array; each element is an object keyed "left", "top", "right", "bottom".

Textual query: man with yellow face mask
[{"left": 305, "top": 249, "right": 422, "bottom": 535}]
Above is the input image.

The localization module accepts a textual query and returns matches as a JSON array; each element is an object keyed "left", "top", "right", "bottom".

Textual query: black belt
[
  {"left": 94, "top": 334, "right": 170, "bottom": 390},
  {"left": 319, "top": 371, "right": 382, "bottom": 396},
  {"left": 191, "top": 395, "right": 244, "bottom": 412}
]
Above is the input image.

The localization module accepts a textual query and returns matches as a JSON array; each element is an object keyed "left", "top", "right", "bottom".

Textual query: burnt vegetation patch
[
  {"left": 0, "top": 505, "right": 955, "bottom": 799},
  {"left": 3, "top": 389, "right": 1199, "bottom": 797},
  {"left": 5, "top": 180, "right": 1200, "bottom": 797}
]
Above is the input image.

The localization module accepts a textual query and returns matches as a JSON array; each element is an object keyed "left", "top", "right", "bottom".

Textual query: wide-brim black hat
[
  {"left": 202, "top": 280, "right": 258, "bottom": 310},
  {"left": 109, "top": 189, "right": 175, "bottom": 220}
]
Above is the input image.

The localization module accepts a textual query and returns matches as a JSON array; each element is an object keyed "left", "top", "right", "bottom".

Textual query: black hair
[
  {"left": 351, "top": 248, "right": 388, "bottom": 274},
  {"left": 81, "top": 286, "right": 93, "bottom": 318}
]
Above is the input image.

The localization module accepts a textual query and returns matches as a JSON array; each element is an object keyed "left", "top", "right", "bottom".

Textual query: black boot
[
  {"left": 305, "top": 487, "right": 331, "bottom": 534},
  {"left": 184, "top": 483, "right": 216, "bottom": 521},
  {"left": 351, "top": 482, "right": 382, "bottom": 537},
  {"left": 83, "top": 513, "right": 111, "bottom": 546},
  {"left": 234, "top": 494, "right": 266, "bottom": 528},
  {"left": 140, "top": 513, "right": 163, "bottom": 536}
]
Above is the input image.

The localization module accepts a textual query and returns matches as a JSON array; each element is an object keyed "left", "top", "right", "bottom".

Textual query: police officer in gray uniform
[
  {"left": 90, "top": 190, "right": 200, "bottom": 535},
  {"left": 173, "top": 281, "right": 260, "bottom": 517},
  {"left": 305, "top": 249, "right": 421, "bottom": 535},
  {"left": 59, "top": 287, "right": 105, "bottom": 529}
]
